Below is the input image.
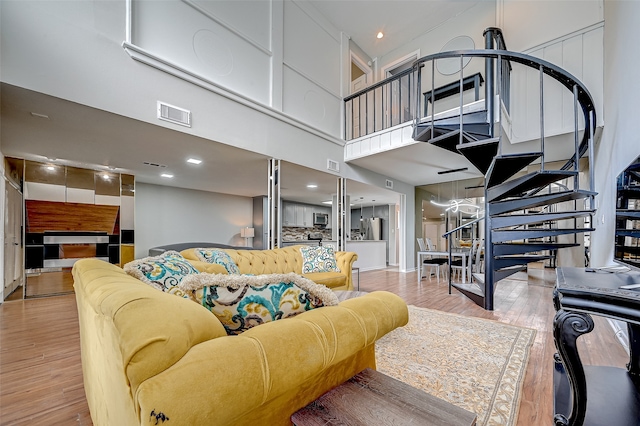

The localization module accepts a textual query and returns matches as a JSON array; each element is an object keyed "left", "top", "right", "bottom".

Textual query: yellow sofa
[
  {"left": 73, "top": 258, "right": 408, "bottom": 426},
  {"left": 181, "top": 245, "right": 358, "bottom": 291}
]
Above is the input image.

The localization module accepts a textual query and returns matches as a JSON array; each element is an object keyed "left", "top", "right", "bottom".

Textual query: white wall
[
  {"left": 590, "top": 0, "right": 640, "bottom": 267},
  {"left": 0, "top": 151, "right": 5, "bottom": 302},
  {"left": 135, "top": 183, "right": 253, "bottom": 258},
  {"left": 376, "top": 2, "right": 496, "bottom": 96},
  {"left": 499, "top": 0, "right": 604, "bottom": 52},
  {"left": 0, "top": 0, "right": 346, "bottom": 178},
  {"left": 130, "top": 0, "right": 343, "bottom": 138}
]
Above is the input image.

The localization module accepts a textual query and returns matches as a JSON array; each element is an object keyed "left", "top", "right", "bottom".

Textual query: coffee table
[{"left": 291, "top": 368, "right": 477, "bottom": 425}]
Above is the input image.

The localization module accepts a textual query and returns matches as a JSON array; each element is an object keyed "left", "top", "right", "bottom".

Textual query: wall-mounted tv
[{"left": 615, "top": 155, "right": 640, "bottom": 269}]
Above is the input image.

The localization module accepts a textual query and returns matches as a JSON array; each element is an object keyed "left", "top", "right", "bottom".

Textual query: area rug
[{"left": 375, "top": 305, "right": 536, "bottom": 426}]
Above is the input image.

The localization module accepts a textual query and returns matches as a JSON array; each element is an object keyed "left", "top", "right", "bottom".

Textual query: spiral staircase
[{"left": 411, "top": 28, "right": 597, "bottom": 310}]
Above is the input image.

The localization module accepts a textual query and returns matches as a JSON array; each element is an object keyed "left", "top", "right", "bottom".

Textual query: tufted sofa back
[
  {"left": 223, "top": 246, "right": 304, "bottom": 275},
  {"left": 181, "top": 246, "right": 304, "bottom": 275},
  {"left": 181, "top": 245, "right": 357, "bottom": 290}
]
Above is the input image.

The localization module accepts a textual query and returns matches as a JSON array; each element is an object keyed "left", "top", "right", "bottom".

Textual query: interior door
[
  {"left": 4, "top": 181, "right": 24, "bottom": 299},
  {"left": 351, "top": 74, "right": 367, "bottom": 94},
  {"left": 350, "top": 75, "right": 367, "bottom": 138}
]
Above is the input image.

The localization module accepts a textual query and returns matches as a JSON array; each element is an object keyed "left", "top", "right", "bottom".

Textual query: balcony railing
[
  {"left": 343, "top": 27, "right": 511, "bottom": 142},
  {"left": 343, "top": 68, "right": 416, "bottom": 141}
]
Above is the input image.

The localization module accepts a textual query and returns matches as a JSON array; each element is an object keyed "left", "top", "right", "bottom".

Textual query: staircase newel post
[
  {"left": 588, "top": 109, "right": 596, "bottom": 210},
  {"left": 484, "top": 194, "right": 494, "bottom": 310},
  {"left": 539, "top": 64, "right": 546, "bottom": 171},
  {"left": 573, "top": 85, "right": 580, "bottom": 190},
  {"left": 483, "top": 28, "right": 496, "bottom": 138},
  {"left": 448, "top": 233, "right": 453, "bottom": 294}
]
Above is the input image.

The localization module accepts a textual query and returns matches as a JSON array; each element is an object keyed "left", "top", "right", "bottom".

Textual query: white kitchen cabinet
[
  {"left": 302, "top": 206, "right": 314, "bottom": 227},
  {"left": 282, "top": 201, "right": 329, "bottom": 228},
  {"left": 283, "top": 202, "right": 296, "bottom": 226}
]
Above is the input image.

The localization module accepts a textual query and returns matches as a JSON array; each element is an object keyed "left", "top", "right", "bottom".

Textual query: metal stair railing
[
  {"left": 410, "top": 49, "right": 596, "bottom": 178},
  {"left": 412, "top": 30, "right": 595, "bottom": 311}
]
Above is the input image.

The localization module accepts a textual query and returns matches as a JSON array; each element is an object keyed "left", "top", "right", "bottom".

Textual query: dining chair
[
  {"left": 469, "top": 238, "right": 484, "bottom": 282},
  {"left": 449, "top": 238, "right": 483, "bottom": 282},
  {"left": 418, "top": 237, "right": 447, "bottom": 282}
]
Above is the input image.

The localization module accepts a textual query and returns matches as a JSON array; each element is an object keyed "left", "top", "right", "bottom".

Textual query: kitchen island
[
  {"left": 284, "top": 240, "right": 386, "bottom": 272},
  {"left": 342, "top": 240, "right": 387, "bottom": 271}
]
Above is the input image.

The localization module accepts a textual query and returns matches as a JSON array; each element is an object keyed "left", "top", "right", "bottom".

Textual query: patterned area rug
[{"left": 375, "top": 305, "right": 535, "bottom": 426}]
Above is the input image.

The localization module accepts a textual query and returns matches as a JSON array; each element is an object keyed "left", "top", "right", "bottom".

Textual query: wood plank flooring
[{"left": 0, "top": 267, "right": 629, "bottom": 425}]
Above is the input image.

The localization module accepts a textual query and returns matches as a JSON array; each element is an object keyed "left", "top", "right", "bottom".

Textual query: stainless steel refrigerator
[{"left": 362, "top": 218, "right": 383, "bottom": 240}]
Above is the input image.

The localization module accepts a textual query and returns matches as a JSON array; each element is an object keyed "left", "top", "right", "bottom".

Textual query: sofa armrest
[
  {"left": 335, "top": 251, "right": 358, "bottom": 290},
  {"left": 134, "top": 291, "right": 408, "bottom": 425}
]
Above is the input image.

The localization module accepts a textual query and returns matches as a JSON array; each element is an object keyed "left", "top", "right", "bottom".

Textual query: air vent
[
  {"left": 143, "top": 161, "right": 167, "bottom": 168},
  {"left": 385, "top": 179, "right": 394, "bottom": 189},
  {"left": 157, "top": 101, "right": 191, "bottom": 127},
  {"left": 327, "top": 159, "right": 339, "bottom": 173}
]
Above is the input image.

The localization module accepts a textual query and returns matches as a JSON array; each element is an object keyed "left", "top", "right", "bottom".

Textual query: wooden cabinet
[{"left": 553, "top": 267, "right": 640, "bottom": 426}]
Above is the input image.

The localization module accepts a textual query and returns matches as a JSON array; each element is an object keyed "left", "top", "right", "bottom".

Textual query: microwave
[{"left": 313, "top": 212, "right": 329, "bottom": 226}]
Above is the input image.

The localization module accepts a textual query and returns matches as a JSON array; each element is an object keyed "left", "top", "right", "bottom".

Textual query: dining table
[{"left": 417, "top": 248, "right": 471, "bottom": 283}]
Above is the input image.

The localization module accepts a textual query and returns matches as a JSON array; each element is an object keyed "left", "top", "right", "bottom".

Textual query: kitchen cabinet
[
  {"left": 282, "top": 201, "right": 330, "bottom": 228},
  {"left": 298, "top": 205, "right": 314, "bottom": 227},
  {"left": 283, "top": 203, "right": 297, "bottom": 226}
]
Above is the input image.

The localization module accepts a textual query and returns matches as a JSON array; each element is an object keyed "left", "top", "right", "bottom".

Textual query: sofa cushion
[
  {"left": 179, "top": 272, "right": 339, "bottom": 335},
  {"left": 123, "top": 251, "right": 198, "bottom": 298},
  {"left": 299, "top": 246, "right": 340, "bottom": 274},
  {"left": 303, "top": 271, "right": 347, "bottom": 288},
  {"left": 193, "top": 248, "right": 241, "bottom": 274}
]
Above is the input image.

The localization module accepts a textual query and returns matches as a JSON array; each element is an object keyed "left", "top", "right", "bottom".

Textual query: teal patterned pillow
[
  {"left": 300, "top": 246, "right": 340, "bottom": 274},
  {"left": 194, "top": 248, "right": 240, "bottom": 274},
  {"left": 179, "top": 272, "right": 339, "bottom": 335},
  {"left": 123, "top": 251, "right": 199, "bottom": 298}
]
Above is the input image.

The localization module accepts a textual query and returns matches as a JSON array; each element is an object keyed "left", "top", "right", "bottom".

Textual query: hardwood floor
[
  {"left": 0, "top": 294, "right": 92, "bottom": 425},
  {"left": 0, "top": 267, "right": 629, "bottom": 425}
]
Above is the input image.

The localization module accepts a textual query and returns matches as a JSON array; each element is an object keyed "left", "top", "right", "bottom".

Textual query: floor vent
[
  {"left": 157, "top": 101, "right": 191, "bottom": 127},
  {"left": 327, "top": 159, "right": 340, "bottom": 173},
  {"left": 385, "top": 179, "right": 394, "bottom": 189}
]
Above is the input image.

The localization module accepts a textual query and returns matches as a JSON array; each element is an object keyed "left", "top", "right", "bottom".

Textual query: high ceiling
[{"left": 308, "top": 1, "right": 481, "bottom": 60}]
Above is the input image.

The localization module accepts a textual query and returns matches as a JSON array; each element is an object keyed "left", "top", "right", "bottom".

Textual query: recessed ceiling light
[
  {"left": 306, "top": 184, "right": 318, "bottom": 189},
  {"left": 376, "top": 32, "right": 384, "bottom": 39},
  {"left": 161, "top": 173, "right": 174, "bottom": 178},
  {"left": 187, "top": 158, "right": 202, "bottom": 165}
]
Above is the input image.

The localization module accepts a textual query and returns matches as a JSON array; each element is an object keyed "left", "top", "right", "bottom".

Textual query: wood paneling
[
  {"left": 25, "top": 200, "right": 119, "bottom": 233},
  {"left": 120, "top": 245, "right": 135, "bottom": 267}
]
